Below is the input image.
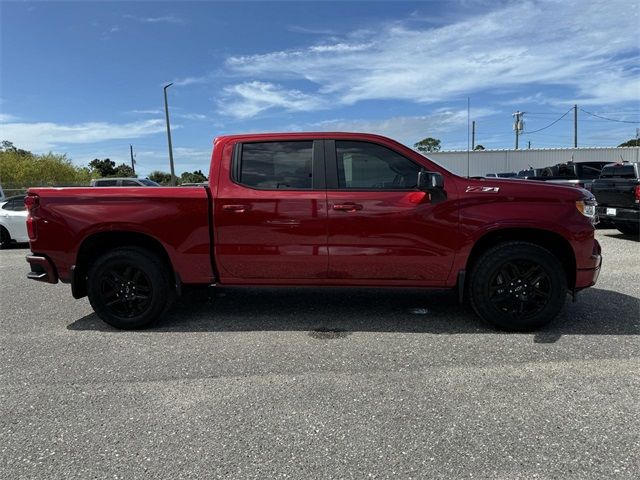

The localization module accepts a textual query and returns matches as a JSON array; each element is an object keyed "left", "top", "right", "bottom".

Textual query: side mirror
[{"left": 417, "top": 171, "right": 444, "bottom": 191}]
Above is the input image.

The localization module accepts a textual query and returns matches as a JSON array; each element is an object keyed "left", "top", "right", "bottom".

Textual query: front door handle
[
  {"left": 332, "top": 203, "right": 363, "bottom": 212},
  {"left": 222, "top": 204, "right": 249, "bottom": 212}
]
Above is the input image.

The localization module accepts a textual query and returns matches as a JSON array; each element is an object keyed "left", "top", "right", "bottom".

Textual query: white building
[{"left": 427, "top": 147, "right": 640, "bottom": 177}]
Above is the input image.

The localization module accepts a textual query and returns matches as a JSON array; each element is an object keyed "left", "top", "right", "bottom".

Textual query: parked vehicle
[
  {"left": 25, "top": 132, "right": 601, "bottom": 331},
  {"left": 485, "top": 172, "right": 518, "bottom": 178},
  {"left": 90, "top": 178, "right": 160, "bottom": 187},
  {"left": 525, "top": 161, "right": 608, "bottom": 189},
  {"left": 591, "top": 162, "right": 640, "bottom": 236},
  {"left": 0, "top": 195, "right": 28, "bottom": 247}
]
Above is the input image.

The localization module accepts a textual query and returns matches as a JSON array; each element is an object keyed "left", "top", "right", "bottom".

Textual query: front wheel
[
  {"left": 468, "top": 242, "right": 567, "bottom": 331},
  {"left": 87, "top": 247, "right": 175, "bottom": 329}
]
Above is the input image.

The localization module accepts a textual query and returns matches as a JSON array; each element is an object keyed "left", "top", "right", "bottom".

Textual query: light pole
[{"left": 163, "top": 83, "right": 176, "bottom": 186}]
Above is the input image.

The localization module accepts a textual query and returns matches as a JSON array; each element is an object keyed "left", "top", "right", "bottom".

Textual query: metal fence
[{"left": 427, "top": 147, "right": 640, "bottom": 177}]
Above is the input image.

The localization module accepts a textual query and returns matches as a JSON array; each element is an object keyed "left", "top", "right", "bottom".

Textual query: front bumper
[
  {"left": 26, "top": 255, "right": 59, "bottom": 284},
  {"left": 575, "top": 239, "right": 601, "bottom": 289}
]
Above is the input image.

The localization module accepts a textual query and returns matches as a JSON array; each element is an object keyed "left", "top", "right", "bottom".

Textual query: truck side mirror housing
[{"left": 417, "top": 171, "right": 444, "bottom": 191}]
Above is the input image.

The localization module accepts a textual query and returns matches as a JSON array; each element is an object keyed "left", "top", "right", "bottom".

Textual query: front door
[
  {"left": 215, "top": 139, "right": 328, "bottom": 280},
  {"left": 325, "top": 139, "right": 456, "bottom": 283}
]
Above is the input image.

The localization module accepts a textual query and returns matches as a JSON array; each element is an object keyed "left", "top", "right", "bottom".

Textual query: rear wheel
[
  {"left": 469, "top": 242, "right": 567, "bottom": 331},
  {"left": 614, "top": 222, "right": 640, "bottom": 237},
  {"left": 87, "top": 247, "right": 174, "bottom": 329}
]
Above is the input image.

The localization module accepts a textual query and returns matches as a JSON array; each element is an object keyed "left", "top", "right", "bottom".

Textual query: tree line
[{"left": 0, "top": 141, "right": 208, "bottom": 187}]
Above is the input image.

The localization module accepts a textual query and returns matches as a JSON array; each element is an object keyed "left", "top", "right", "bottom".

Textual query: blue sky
[{"left": 1, "top": 0, "right": 639, "bottom": 177}]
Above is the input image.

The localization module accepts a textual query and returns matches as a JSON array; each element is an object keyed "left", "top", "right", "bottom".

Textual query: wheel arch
[
  {"left": 72, "top": 231, "right": 178, "bottom": 299},
  {"left": 465, "top": 227, "right": 576, "bottom": 290}
]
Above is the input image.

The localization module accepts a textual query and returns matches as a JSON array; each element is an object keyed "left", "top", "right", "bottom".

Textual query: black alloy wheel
[
  {"left": 87, "top": 247, "right": 174, "bottom": 329},
  {"left": 469, "top": 242, "right": 566, "bottom": 331},
  {"left": 488, "top": 259, "right": 552, "bottom": 319}
]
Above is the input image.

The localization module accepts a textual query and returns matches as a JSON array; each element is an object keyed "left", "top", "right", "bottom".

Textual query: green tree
[
  {"left": 0, "top": 142, "right": 92, "bottom": 187},
  {"left": 88, "top": 158, "right": 116, "bottom": 177},
  {"left": 179, "top": 169, "right": 208, "bottom": 184},
  {"left": 148, "top": 170, "right": 172, "bottom": 185},
  {"left": 114, "top": 163, "right": 136, "bottom": 178},
  {"left": 618, "top": 138, "right": 639, "bottom": 147},
  {"left": 473, "top": 144, "right": 486, "bottom": 151},
  {"left": 414, "top": 137, "right": 441, "bottom": 153}
]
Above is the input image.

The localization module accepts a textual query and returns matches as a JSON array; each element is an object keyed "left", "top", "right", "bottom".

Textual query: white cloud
[
  {"left": 127, "top": 109, "right": 163, "bottom": 115},
  {"left": 218, "top": 81, "right": 325, "bottom": 119},
  {"left": 1, "top": 119, "right": 168, "bottom": 151},
  {"left": 220, "top": 0, "right": 639, "bottom": 117},
  {"left": 124, "top": 14, "right": 185, "bottom": 25},
  {"left": 301, "top": 108, "right": 496, "bottom": 145},
  {"left": 171, "top": 74, "right": 213, "bottom": 87},
  {"left": 0, "top": 113, "right": 19, "bottom": 122},
  {"left": 176, "top": 113, "right": 208, "bottom": 121}
]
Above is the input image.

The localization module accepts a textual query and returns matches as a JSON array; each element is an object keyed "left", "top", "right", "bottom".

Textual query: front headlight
[{"left": 576, "top": 199, "right": 597, "bottom": 219}]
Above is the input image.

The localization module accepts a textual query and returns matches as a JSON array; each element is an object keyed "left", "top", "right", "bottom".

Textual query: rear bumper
[
  {"left": 597, "top": 206, "right": 640, "bottom": 224},
  {"left": 26, "top": 255, "right": 59, "bottom": 284},
  {"left": 575, "top": 239, "right": 601, "bottom": 289}
]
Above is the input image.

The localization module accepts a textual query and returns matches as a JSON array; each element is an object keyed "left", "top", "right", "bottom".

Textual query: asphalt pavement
[{"left": 1, "top": 229, "right": 638, "bottom": 479}]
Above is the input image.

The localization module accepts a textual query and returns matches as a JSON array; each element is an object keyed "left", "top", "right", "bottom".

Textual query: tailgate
[{"left": 592, "top": 179, "right": 638, "bottom": 207}]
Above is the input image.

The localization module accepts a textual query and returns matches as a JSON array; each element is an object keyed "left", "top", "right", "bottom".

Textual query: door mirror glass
[{"left": 417, "top": 171, "right": 444, "bottom": 191}]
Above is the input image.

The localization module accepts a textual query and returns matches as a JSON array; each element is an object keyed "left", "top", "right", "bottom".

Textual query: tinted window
[
  {"left": 336, "top": 141, "right": 420, "bottom": 189},
  {"left": 239, "top": 141, "right": 313, "bottom": 189},
  {"left": 2, "top": 196, "right": 26, "bottom": 211},
  {"left": 122, "top": 180, "right": 140, "bottom": 186},
  {"left": 575, "top": 163, "right": 606, "bottom": 179},
  {"left": 95, "top": 179, "right": 118, "bottom": 186},
  {"left": 600, "top": 164, "right": 637, "bottom": 179}
]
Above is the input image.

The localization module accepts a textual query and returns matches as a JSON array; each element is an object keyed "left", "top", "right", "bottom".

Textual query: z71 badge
[{"left": 465, "top": 186, "right": 500, "bottom": 193}]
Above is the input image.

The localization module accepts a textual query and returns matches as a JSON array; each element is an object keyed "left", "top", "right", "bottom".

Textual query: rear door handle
[
  {"left": 332, "top": 203, "right": 363, "bottom": 212},
  {"left": 222, "top": 204, "right": 249, "bottom": 212}
]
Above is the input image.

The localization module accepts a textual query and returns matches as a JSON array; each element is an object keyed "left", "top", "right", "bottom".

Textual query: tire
[
  {"left": 87, "top": 247, "right": 175, "bottom": 329},
  {"left": 614, "top": 222, "right": 640, "bottom": 237},
  {"left": 468, "top": 242, "right": 567, "bottom": 331},
  {"left": 0, "top": 226, "right": 11, "bottom": 249}
]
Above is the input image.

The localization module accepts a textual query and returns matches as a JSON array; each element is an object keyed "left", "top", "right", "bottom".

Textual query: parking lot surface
[{"left": 1, "top": 229, "right": 639, "bottom": 479}]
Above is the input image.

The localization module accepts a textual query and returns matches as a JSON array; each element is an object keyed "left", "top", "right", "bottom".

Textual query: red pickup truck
[{"left": 25, "top": 133, "right": 601, "bottom": 331}]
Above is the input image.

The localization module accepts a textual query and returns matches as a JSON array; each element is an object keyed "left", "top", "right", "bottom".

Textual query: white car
[{"left": 0, "top": 195, "right": 28, "bottom": 247}]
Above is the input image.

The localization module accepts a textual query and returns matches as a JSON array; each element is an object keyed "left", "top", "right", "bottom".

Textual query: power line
[
  {"left": 522, "top": 107, "right": 573, "bottom": 134},
  {"left": 578, "top": 108, "right": 640, "bottom": 124}
]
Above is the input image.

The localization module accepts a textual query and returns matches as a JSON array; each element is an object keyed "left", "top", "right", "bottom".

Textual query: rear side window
[
  {"left": 122, "top": 180, "right": 140, "bottom": 186},
  {"left": 336, "top": 141, "right": 421, "bottom": 189},
  {"left": 237, "top": 141, "right": 313, "bottom": 189},
  {"left": 600, "top": 164, "right": 637, "bottom": 179},
  {"left": 2, "top": 197, "right": 26, "bottom": 211},
  {"left": 95, "top": 179, "right": 118, "bottom": 186}
]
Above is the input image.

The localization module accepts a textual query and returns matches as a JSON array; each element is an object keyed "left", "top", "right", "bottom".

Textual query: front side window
[
  {"left": 122, "top": 180, "right": 140, "bottom": 186},
  {"left": 238, "top": 141, "right": 313, "bottom": 190},
  {"left": 336, "top": 141, "right": 421, "bottom": 189}
]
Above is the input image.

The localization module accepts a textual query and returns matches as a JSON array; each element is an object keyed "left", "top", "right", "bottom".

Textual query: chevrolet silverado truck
[
  {"left": 591, "top": 161, "right": 640, "bottom": 236},
  {"left": 25, "top": 133, "right": 601, "bottom": 331}
]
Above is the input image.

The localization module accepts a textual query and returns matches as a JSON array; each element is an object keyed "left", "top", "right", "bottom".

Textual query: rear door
[
  {"left": 325, "top": 139, "right": 457, "bottom": 283},
  {"left": 215, "top": 139, "right": 328, "bottom": 280}
]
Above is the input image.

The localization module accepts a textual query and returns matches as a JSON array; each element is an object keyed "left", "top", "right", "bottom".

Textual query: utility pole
[
  {"left": 528, "top": 140, "right": 531, "bottom": 149},
  {"left": 573, "top": 104, "right": 578, "bottom": 148},
  {"left": 163, "top": 83, "right": 176, "bottom": 186},
  {"left": 512, "top": 111, "right": 524, "bottom": 149},
  {"left": 471, "top": 121, "right": 476, "bottom": 150},
  {"left": 129, "top": 144, "right": 135, "bottom": 174}
]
